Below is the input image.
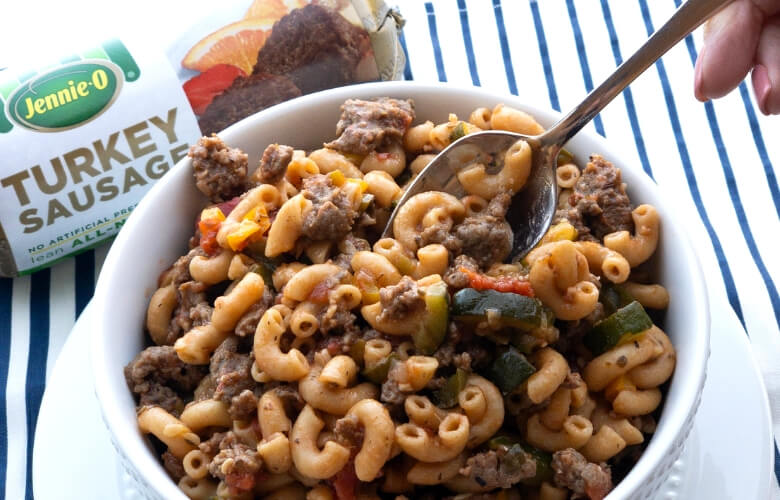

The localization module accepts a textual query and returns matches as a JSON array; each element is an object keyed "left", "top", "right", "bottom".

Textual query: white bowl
[{"left": 92, "top": 81, "right": 710, "bottom": 499}]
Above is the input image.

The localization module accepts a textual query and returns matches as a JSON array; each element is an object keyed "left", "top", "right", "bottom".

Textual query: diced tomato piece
[
  {"left": 183, "top": 64, "right": 246, "bottom": 115},
  {"left": 218, "top": 196, "right": 241, "bottom": 217},
  {"left": 459, "top": 266, "right": 534, "bottom": 297},
  {"left": 326, "top": 339, "right": 342, "bottom": 356},
  {"left": 330, "top": 462, "right": 357, "bottom": 500},
  {"left": 308, "top": 282, "right": 331, "bottom": 304},
  {"left": 198, "top": 218, "right": 221, "bottom": 255},
  {"left": 375, "top": 152, "right": 392, "bottom": 161},
  {"left": 225, "top": 470, "right": 256, "bottom": 494}
]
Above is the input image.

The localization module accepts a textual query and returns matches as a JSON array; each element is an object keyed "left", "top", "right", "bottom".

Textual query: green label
[{"left": 5, "top": 60, "right": 123, "bottom": 132}]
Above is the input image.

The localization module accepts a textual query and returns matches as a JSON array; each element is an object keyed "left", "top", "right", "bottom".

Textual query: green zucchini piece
[
  {"left": 412, "top": 281, "right": 449, "bottom": 355},
  {"left": 510, "top": 332, "right": 538, "bottom": 356},
  {"left": 349, "top": 339, "right": 366, "bottom": 367},
  {"left": 519, "top": 445, "right": 553, "bottom": 486},
  {"left": 247, "top": 258, "right": 276, "bottom": 291},
  {"left": 452, "top": 288, "right": 548, "bottom": 330},
  {"left": 449, "top": 121, "right": 468, "bottom": 142},
  {"left": 584, "top": 300, "right": 653, "bottom": 355},
  {"left": 487, "top": 437, "right": 553, "bottom": 486},
  {"left": 600, "top": 283, "right": 635, "bottom": 316},
  {"left": 394, "top": 254, "right": 416, "bottom": 276},
  {"left": 556, "top": 148, "right": 574, "bottom": 166},
  {"left": 488, "top": 435, "right": 517, "bottom": 449},
  {"left": 432, "top": 368, "right": 469, "bottom": 408},
  {"left": 358, "top": 193, "right": 375, "bottom": 213},
  {"left": 487, "top": 346, "right": 536, "bottom": 394},
  {"left": 361, "top": 353, "right": 397, "bottom": 384}
]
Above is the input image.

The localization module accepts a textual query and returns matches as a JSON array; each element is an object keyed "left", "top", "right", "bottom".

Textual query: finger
[
  {"left": 753, "top": 15, "right": 780, "bottom": 114},
  {"left": 750, "top": 0, "right": 780, "bottom": 17},
  {"left": 694, "top": 0, "right": 763, "bottom": 101}
]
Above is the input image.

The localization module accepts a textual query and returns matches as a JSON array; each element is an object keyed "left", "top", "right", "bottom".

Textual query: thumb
[
  {"left": 752, "top": 15, "right": 780, "bottom": 114},
  {"left": 695, "top": 0, "right": 762, "bottom": 101}
]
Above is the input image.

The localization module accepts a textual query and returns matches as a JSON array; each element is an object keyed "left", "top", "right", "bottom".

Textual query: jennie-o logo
[
  {"left": 6, "top": 61, "right": 123, "bottom": 131},
  {"left": 0, "top": 39, "right": 140, "bottom": 133}
]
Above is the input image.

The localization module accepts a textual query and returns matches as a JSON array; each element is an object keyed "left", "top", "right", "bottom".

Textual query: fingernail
[{"left": 752, "top": 64, "right": 771, "bottom": 114}]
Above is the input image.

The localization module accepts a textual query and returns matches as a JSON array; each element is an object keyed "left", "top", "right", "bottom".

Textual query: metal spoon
[{"left": 383, "top": 0, "right": 731, "bottom": 261}]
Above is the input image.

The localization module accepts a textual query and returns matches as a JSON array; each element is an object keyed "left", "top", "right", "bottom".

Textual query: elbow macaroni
[
  {"left": 456, "top": 139, "right": 532, "bottom": 199},
  {"left": 345, "top": 399, "right": 394, "bottom": 481},
  {"left": 529, "top": 240, "right": 599, "bottom": 321},
  {"left": 290, "top": 405, "right": 350, "bottom": 479},
  {"left": 392, "top": 192, "right": 465, "bottom": 252},
  {"left": 180, "top": 399, "right": 232, "bottom": 431},
  {"left": 490, "top": 103, "right": 545, "bottom": 135},
  {"left": 462, "top": 375, "right": 504, "bottom": 448},
  {"left": 298, "top": 358, "right": 378, "bottom": 416},
  {"left": 573, "top": 240, "right": 630, "bottom": 284},
  {"left": 254, "top": 305, "right": 310, "bottom": 381},
  {"left": 604, "top": 204, "right": 660, "bottom": 267},
  {"left": 189, "top": 250, "right": 234, "bottom": 285},
  {"left": 211, "top": 272, "right": 265, "bottom": 332},
  {"left": 265, "top": 194, "right": 311, "bottom": 257},
  {"left": 146, "top": 284, "right": 177, "bottom": 345},
  {"left": 363, "top": 170, "right": 402, "bottom": 208},
  {"left": 137, "top": 406, "right": 199, "bottom": 459},
  {"left": 395, "top": 412, "right": 470, "bottom": 463}
]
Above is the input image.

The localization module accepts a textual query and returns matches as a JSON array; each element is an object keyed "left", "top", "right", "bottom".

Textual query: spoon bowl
[{"left": 381, "top": 130, "right": 558, "bottom": 260}]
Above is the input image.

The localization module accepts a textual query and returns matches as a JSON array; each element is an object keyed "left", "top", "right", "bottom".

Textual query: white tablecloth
[{"left": 2, "top": 1, "right": 779, "bottom": 499}]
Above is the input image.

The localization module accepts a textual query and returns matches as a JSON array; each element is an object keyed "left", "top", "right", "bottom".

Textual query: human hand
[{"left": 694, "top": 0, "right": 780, "bottom": 114}]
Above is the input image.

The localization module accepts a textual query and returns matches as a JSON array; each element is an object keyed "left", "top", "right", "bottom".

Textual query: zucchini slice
[
  {"left": 452, "top": 288, "right": 549, "bottom": 330},
  {"left": 584, "top": 300, "right": 653, "bottom": 355},
  {"left": 487, "top": 346, "right": 536, "bottom": 394}
]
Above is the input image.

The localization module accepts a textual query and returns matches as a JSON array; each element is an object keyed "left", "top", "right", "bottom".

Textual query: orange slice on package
[
  {"left": 182, "top": 18, "right": 277, "bottom": 75},
  {"left": 243, "top": 0, "right": 306, "bottom": 19}
]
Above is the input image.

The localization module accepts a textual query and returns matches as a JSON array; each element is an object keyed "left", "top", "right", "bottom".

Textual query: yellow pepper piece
[
  {"left": 539, "top": 221, "right": 578, "bottom": 245},
  {"left": 392, "top": 254, "right": 415, "bottom": 276},
  {"left": 253, "top": 216, "right": 271, "bottom": 237},
  {"left": 345, "top": 177, "right": 368, "bottom": 194},
  {"left": 354, "top": 270, "right": 380, "bottom": 304},
  {"left": 342, "top": 152, "right": 364, "bottom": 165},
  {"left": 327, "top": 170, "right": 346, "bottom": 187},
  {"left": 200, "top": 206, "right": 225, "bottom": 222},
  {"left": 358, "top": 281, "right": 380, "bottom": 304},
  {"left": 604, "top": 374, "right": 637, "bottom": 402},
  {"left": 226, "top": 219, "right": 262, "bottom": 251},
  {"left": 243, "top": 204, "right": 268, "bottom": 222}
]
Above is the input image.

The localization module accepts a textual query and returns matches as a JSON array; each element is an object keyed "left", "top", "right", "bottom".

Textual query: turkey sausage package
[{"left": 0, "top": 0, "right": 405, "bottom": 276}]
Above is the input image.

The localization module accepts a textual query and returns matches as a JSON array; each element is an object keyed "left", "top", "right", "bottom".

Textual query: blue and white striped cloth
[{"left": 1, "top": 1, "right": 779, "bottom": 498}]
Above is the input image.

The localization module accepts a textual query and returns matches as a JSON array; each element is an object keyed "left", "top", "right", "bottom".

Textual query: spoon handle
[{"left": 542, "top": 0, "right": 731, "bottom": 148}]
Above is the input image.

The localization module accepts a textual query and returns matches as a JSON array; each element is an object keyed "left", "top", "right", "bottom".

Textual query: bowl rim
[{"left": 92, "top": 80, "right": 710, "bottom": 499}]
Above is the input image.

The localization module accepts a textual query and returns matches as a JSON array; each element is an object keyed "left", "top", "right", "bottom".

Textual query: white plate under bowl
[
  {"left": 90, "top": 81, "right": 710, "bottom": 499},
  {"left": 32, "top": 296, "right": 774, "bottom": 499}
]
